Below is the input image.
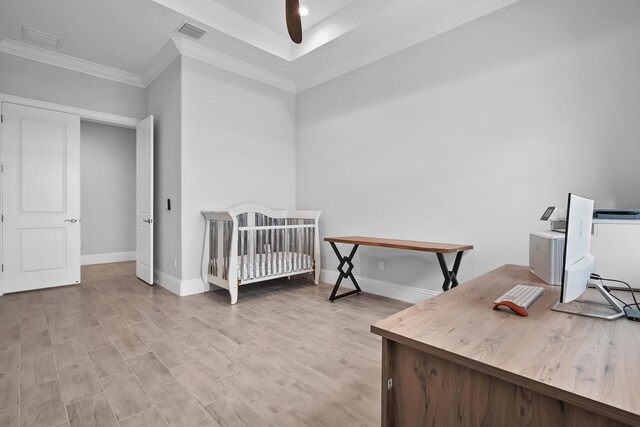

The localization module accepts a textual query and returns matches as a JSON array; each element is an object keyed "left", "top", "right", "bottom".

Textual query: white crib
[{"left": 201, "top": 204, "right": 321, "bottom": 304}]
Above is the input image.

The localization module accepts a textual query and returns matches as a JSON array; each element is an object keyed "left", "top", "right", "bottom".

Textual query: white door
[
  {"left": 1, "top": 103, "right": 81, "bottom": 293},
  {"left": 136, "top": 116, "right": 154, "bottom": 284}
]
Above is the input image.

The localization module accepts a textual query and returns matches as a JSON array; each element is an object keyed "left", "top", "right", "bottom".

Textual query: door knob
[
  {"left": 143, "top": 219, "right": 154, "bottom": 223},
  {"left": 64, "top": 219, "right": 78, "bottom": 223}
]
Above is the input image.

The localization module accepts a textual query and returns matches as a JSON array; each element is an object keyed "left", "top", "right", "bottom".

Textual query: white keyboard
[{"left": 494, "top": 284, "right": 544, "bottom": 309}]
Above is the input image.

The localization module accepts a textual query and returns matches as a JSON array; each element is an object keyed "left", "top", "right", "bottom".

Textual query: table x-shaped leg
[
  {"left": 328, "top": 242, "right": 362, "bottom": 301},
  {"left": 437, "top": 251, "right": 465, "bottom": 292}
]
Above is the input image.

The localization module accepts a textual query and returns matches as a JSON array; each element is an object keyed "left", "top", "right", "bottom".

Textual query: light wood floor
[{"left": 0, "top": 262, "right": 411, "bottom": 427}]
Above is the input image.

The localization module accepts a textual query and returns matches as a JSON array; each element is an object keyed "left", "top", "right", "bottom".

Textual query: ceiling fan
[{"left": 285, "top": 0, "right": 303, "bottom": 44}]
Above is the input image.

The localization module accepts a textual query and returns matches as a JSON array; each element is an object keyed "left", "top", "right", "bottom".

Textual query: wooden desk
[
  {"left": 324, "top": 236, "right": 473, "bottom": 301},
  {"left": 371, "top": 265, "right": 640, "bottom": 426}
]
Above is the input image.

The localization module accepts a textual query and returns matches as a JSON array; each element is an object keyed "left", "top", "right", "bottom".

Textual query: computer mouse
[{"left": 493, "top": 301, "right": 529, "bottom": 317}]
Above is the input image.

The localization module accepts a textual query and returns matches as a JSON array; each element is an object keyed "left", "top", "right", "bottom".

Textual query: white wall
[
  {"left": 146, "top": 57, "right": 183, "bottom": 281},
  {"left": 180, "top": 56, "right": 296, "bottom": 283},
  {"left": 80, "top": 122, "right": 136, "bottom": 262},
  {"left": 0, "top": 52, "right": 146, "bottom": 119},
  {"left": 296, "top": 0, "right": 640, "bottom": 301}
]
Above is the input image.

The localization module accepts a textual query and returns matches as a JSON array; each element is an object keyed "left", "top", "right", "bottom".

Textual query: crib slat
[
  {"left": 238, "top": 227, "right": 242, "bottom": 281},
  {"left": 304, "top": 222, "right": 308, "bottom": 270},
  {"left": 250, "top": 229, "right": 255, "bottom": 280},
  {"left": 285, "top": 226, "right": 290, "bottom": 273},
  {"left": 214, "top": 221, "right": 217, "bottom": 275},
  {"left": 210, "top": 220, "right": 217, "bottom": 276},
  {"left": 222, "top": 222, "right": 226, "bottom": 280},
  {"left": 214, "top": 220, "right": 219, "bottom": 276},
  {"left": 299, "top": 221, "right": 303, "bottom": 271},
  {"left": 303, "top": 224, "right": 308, "bottom": 270},
  {"left": 293, "top": 225, "right": 298, "bottom": 272},
  {"left": 268, "top": 218, "right": 273, "bottom": 276},
  {"left": 222, "top": 222, "right": 227, "bottom": 280},
  {"left": 295, "top": 223, "right": 299, "bottom": 272},
  {"left": 260, "top": 228, "right": 264, "bottom": 278},
  {"left": 228, "top": 221, "right": 231, "bottom": 280},
  {"left": 308, "top": 225, "right": 311, "bottom": 269},
  {"left": 290, "top": 225, "right": 294, "bottom": 273},
  {"left": 278, "top": 220, "right": 283, "bottom": 274}
]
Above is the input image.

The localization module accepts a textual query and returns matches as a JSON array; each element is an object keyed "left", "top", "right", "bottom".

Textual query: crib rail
[
  {"left": 203, "top": 213, "right": 317, "bottom": 283},
  {"left": 238, "top": 221, "right": 315, "bottom": 282}
]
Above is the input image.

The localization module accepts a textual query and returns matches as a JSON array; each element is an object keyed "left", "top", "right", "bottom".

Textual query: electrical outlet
[
  {"left": 387, "top": 378, "right": 393, "bottom": 390},
  {"left": 173, "top": 258, "right": 177, "bottom": 269},
  {"left": 378, "top": 261, "right": 384, "bottom": 271}
]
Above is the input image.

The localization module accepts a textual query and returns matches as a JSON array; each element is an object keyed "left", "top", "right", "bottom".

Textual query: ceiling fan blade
[{"left": 285, "top": 0, "right": 302, "bottom": 44}]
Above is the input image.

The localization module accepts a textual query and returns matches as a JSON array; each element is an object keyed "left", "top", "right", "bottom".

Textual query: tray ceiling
[{"left": 0, "top": 0, "right": 520, "bottom": 92}]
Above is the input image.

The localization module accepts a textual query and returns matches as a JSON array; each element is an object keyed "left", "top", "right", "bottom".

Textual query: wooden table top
[
  {"left": 371, "top": 264, "right": 640, "bottom": 425},
  {"left": 323, "top": 236, "right": 473, "bottom": 254}
]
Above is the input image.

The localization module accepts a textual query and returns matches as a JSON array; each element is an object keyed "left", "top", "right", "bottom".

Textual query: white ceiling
[{"left": 0, "top": 0, "right": 521, "bottom": 92}]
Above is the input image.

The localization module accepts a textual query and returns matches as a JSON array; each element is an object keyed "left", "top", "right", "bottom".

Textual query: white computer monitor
[
  {"left": 560, "top": 193, "right": 595, "bottom": 303},
  {"left": 552, "top": 193, "right": 625, "bottom": 319}
]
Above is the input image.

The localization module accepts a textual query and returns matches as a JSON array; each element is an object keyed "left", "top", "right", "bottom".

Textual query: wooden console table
[
  {"left": 371, "top": 265, "right": 640, "bottom": 426},
  {"left": 323, "top": 236, "right": 473, "bottom": 301}
]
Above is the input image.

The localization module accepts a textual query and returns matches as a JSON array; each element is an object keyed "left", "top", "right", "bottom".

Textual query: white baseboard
[
  {"left": 153, "top": 269, "right": 205, "bottom": 296},
  {"left": 152, "top": 268, "right": 440, "bottom": 302},
  {"left": 320, "top": 269, "right": 440, "bottom": 304},
  {"left": 180, "top": 278, "right": 207, "bottom": 296},
  {"left": 81, "top": 251, "right": 136, "bottom": 266}
]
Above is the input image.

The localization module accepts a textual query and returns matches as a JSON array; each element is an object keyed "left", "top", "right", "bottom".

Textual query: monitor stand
[
  {"left": 595, "top": 284, "right": 640, "bottom": 292},
  {"left": 551, "top": 282, "right": 626, "bottom": 320}
]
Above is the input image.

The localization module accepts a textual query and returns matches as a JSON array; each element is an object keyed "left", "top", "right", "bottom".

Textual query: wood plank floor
[{"left": 0, "top": 262, "right": 411, "bottom": 427}]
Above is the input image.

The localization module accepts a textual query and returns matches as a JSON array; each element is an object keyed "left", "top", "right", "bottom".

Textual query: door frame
[{"left": 0, "top": 93, "right": 144, "bottom": 295}]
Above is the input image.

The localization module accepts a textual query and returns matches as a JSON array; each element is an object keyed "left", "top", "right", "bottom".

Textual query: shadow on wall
[{"left": 296, "top": 0, "right": 640, "bottom": 293}]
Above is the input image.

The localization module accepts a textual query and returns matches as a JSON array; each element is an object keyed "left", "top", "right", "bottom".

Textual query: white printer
[
  {"left": 529, "top": 207, "right": 640, "bottom": 286},
  {"left": 530, "top": 231, "right": 565, "bottom": 285}
]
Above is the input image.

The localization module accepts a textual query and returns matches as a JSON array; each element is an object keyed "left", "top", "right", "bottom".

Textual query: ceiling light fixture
[{"left": 299, "top": 7, "right": 309, "bottom": 17}]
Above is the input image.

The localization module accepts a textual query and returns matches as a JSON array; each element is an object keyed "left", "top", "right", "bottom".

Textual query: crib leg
[{"left": 229, "top": 286, "right": 238, "bottom": 305}]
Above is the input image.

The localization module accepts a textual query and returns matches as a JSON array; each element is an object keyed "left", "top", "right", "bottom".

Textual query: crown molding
[
  {"left": 0, "top": 36, "right": 295, "bottom": 93},
  {"left": 0, "top": 38, "right": 144, "bottom": 88},
  {"left": 140, "top": 38, "right": 181, "bottom": 87},
  {"left": 173, "top": 37, "right": 296, "bottom": 93}
]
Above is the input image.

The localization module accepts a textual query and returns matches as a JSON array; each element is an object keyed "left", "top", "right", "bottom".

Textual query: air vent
[
  {"left": 22, "top": 26, "right": 61, "bottom": 48},
  {"left": 176, "top": 22, "right": 207, "bottom": 40}
]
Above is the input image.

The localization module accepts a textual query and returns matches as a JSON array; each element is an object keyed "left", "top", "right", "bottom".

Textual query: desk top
[
  {"left": 323, "top": 236, "right": 473, "bottom": 254},
  {"left": 371, "top": 265, "right": 640, "bottom": 425}
]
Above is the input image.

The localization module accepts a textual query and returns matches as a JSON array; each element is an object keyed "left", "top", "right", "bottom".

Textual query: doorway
[
  {"left": 0, "top": 97, "right": 154, "bottom": 294},
  {"left": 80, "top": 122, "right": 136, "bottom": 266}
]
